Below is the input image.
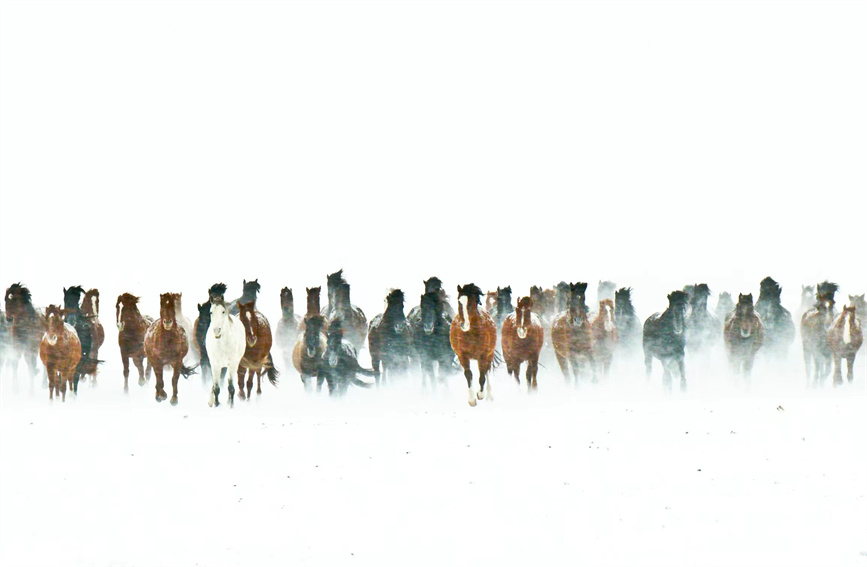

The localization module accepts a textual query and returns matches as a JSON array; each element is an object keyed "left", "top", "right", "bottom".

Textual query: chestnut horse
[
  {"left": 592, "top": 299, "right": 618, "bottom": 378},
  {"left": 80, "top": 288, "right": 105, "bottom": 385},
  {"left": 501, "top": 296, "right": 544, "bottom": 390},
  {"left": 643, "top": 291, "right": 689, "bottom": 392},
  {"left": 144, "top": 293, "right": 196, "bottom": 404},
  {"left": 551, "top": 282, "right": 596, "bottom": 384},
  {"left": 236, "top": 300, "right": 278, "bottom": 399},
  {"left": 39, "top": 305, "right": 81, "bottom": 401},
  {"left": 292, "top": 314, "right": 327, "bottom": 390},
  {"left": 450, "top": 284, "right": 497, "bottom": 406},
  {"left": 827, "top": 305, "right": 863, "bottom": 385},
  {"left": 116, "top": 293, "right": 153, "bottom": 390},
  {"left": 368, "top": 289, "right": 413, "bottom": 387},
  {"left": 723, "top": 293, "right": 764, "bottom": 377},
  {"left": 275, "top": 287, "right": 301, "bottom": 380},
  {"left": 4, "top": 283, "right": 44, "bottom": 393},
  {"left": 801, "top": 285, "right": 837, "bottom": 387}
]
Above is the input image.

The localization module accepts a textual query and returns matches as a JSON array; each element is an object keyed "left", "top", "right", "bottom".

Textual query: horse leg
[
  {"left": 845, "top": 353, "right": 856, "bottom": 383},
  {"left": 678, "top": 356, "right": 687, "bottom": 392},
  {"left": 237, "top": 367, "right": 247, "bottom": 400},
  {"left": 246, "top": 370, "right": 254, "bottom": 399},
  {"left": 25, "top": 351, "right": 39, "bottom": 393},
  {"left": 479, "top": 356, "right": 493, "bottom": 402},
  {"left": 133, "top": 356, "right": 146, "bottom": 387},
  {"left": 145, "top": 358, "right": 152, "bottom": 381},
  {"left": 371, "top": 356, "right": 381, "bottom": 388},
  {"left": 209, "top": 364, "right": 221, "bottom": 407},
  {"left": 459, "top": 354, "right": 475, "bottom": 407},
  {"left": 7, "top": 351, "right": 19, "bottom": 394},
  {"left": 644, "top": 350, "right": 653, "bottom": 379},
  {"left": 121, "top": 354, "right": 130, "bottom": 392},
  {"left": 555, "top": 352, "right": 570, "bottom": 384},
  {"left": 255, "top": 368, "right": 262, "bottom": 396},
  {"left": 170, "top": 363, "right": 181, "bottom": 406},
  {"left": 59, "top": 370, "right": 68, "bottom": 402},
  {"left": 47, "top": 365, "right": 55, "bottom": 401},
  {"left": 569, "top": 354, "right": 581, "bottom": 385},
  {"left": 832, "top": 355, "right": 843, "bottom": 386},
  {"left": 154, "top": 364, "right": 166, "bottom": 402},
  {"left": 226, "top": 366, "right": 236, "bottom": 408}
]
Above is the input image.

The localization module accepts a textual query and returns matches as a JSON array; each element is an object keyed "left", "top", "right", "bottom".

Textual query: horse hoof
[
  {"left": 170, "top": 397, "right": 178, "bottom": 406},
  {"left": 476, "top": 390, "right": 484, "bottom": 400},
  {"left": 468, "top": 398, "right": 477, "bottom": 407},
  {"left": 138, "top": 378, "right": 145, "bottom": 387},
  {"left": 155, "top": 394, "right": 164, "bottom": 403}
]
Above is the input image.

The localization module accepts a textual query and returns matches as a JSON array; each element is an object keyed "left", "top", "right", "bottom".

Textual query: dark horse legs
[
  {"left": 170, "top": 363, "right": 181, "bottom": 406},
  {"left": 153, "top": 364, "right": 168, "bottom": 402}
]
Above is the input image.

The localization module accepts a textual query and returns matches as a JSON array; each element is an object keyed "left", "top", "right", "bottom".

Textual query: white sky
[{"left": 1, "top": 0, "right": 865, "bottom": 318}]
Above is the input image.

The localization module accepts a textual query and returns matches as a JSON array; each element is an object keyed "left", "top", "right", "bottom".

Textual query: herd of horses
[{"left": 2, "top": 273, "right": 863, "bottom": 407}]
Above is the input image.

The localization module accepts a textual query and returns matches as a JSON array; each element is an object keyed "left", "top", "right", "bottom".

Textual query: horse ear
[
  {"left": 457, "top": 285, "right": 463, "bottom": 295},
  {"left": 243, "top": 279, "right": 247, "bottom": 286}
]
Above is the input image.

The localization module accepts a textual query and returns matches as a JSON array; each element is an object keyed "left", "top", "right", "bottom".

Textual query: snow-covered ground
[{"left": 1, "top": 350, "right": 864, "bottom": 567}]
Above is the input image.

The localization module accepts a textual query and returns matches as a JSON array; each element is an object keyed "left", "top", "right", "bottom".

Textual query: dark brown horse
[
  {"left": 4, "top": 283, "right": 44, "bottom": 393},
  {"left": 723, "top": 293, "right": 764, "bottom": 377},
  {"left": 292, "top": 314, "right": 327, "bottom": 390},
  {"left": 116, "top": 293, "right": 153, "bottom": 391},
  {"left": 326, "top": 282, "right": 368, "bottom": 350},
  {"left": 276, "top": 287, "right": 301, "bottom": 380},
  {"left": 827, "top": 305, "right": 863, "bottom": 385},
  {"left": 237, "top": 300, "right": 278, "bottom": 399},
  {"left": 39, "top": 305, "right": 81, "bottom": 401},
  {"left": 422, "top": 277, "right": 456, "bottom": 319},
  {"left": 144, "top": 293, "right": 196, "bottom": 404},
  {"left": 450, "top": 284, "right": 497, "bottom": 406},
  {"left": 592, "top": 299, "right": 618, "bottom": 378},
  {"left": 80, "top": 288, "right": 105, "bottom": 385},
  {"left": 297, "top": 286, "right": 327, "bottom": 333},
  {"left": 801, "top": 286, "right": 837, "bottom": 387},
  {"left": 551, "top": 282, "right": 596, "bottom": 384},
  {"left": 501, "top": 296, "right": 544, "bottom": 390},
  {"left": 368, "top": 289, "right": 413, "bottom": 387}
]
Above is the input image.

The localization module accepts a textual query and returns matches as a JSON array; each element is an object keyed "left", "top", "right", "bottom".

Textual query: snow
[{"left": 2, "top": 354, "right": 865, "bottom": 567}]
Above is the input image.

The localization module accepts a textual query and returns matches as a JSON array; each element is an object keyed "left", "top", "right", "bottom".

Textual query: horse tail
[
  {"left": 349, "top": 373, "right": 375, "bottom": 388},
  {"left": 265, "top": 353, "right": 279, "bottom": 386},
  {"left": 491, "top": 349, "right": 504, "bottom": 369},
  {"left": 180, "top": 364, "right": 198, "bottom": 379},
  {"left": 78, "top": 356, "right": 103, "bottom": 376}
]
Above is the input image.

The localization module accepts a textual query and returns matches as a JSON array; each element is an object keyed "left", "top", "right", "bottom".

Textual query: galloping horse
[
  {"left": 755, "top": 277, "right": 795, "bottom": 357},
  {"left": 614, "top": 287, "right": 641, "bottom": 353},
  {"left": 423, "top": 277, "right": 455, "bottom": 318},
  {"left": 193, "top": 283, "right": 227, "bottom": 384},
  {"left": 501, "top": 296, "right": 544, "bottom": 390},
  {"left": 64, "top": 286, "right": 98, "bottom": 386},
  {"left": 116, "top": 293, "right": 153, "bottom": 390},
  {"left": 554, "top": 282, "right": 570, "bottom": 313},
  {"left": 169, "top": 292, "right": 198, "bottom": 369},
  {"left": 80, "top": 288, "right": 105, "bottom": 385},
  {"left": 723, "top": 293, "right": 764, "bottom": 377},
  {"left": 643, "top": 291, "right": 689, "bottom": 391},
  {"left": 491, "top": 286, "right": 514, "bottom": 330},
  {"left": 4, "top": 283, "right": 44, "bottom": 392},
  {"left": 318, "top": 320, "right": 377, "bottom": 397},
  {"left": 685, "top": 284, "right": 721, "bottom": 354},
  {"left": 795, "top": 285, "right": 816, "bottom": 325},
  {"left": 450, "top": 284, "right": 497, "bottom": 406},
  {"left": 408, "top": 289, "right": 456, "bottom": 390},
  {"left": 236, "top": 300, "right": 278, "bottom": 399},
  {"left": 39, "top": 305, "right": 81, "bottom": 401},
  {"left": 292, "top": 314, "right": 327, "bottom": 390},
  {"left": 144, "top": 293, "right": 196, "bottom": 404},
  {"left": 368, "top": 289, "right": 413, "bottom": 387},
  {"left": 800, "top": 287, "right": 837, "bottom": 387},
  {"left": 592, "top": 299, "right": 618, "bottom": 378},
  {"left": 827, "top": 305, "right": 863, "bottom": 385},
  {"left": 229, "top": 279, "right": 261, "bottom": 316},
  {"left": 715, "top": 292, "right": 735, "bottom": 325},
  {"left": 326, "top": 282, "right": 367, "bottom": 350},
  {"left": 597, "top": 280, "right": 617, "bottom": 303},
  {"left": 206, "top": 301, "right": 246, "bottom": 407},
  {"left": 551, "top": 282, "right": 596, "bottom": 384},
  {"left": 275, "top": 287, "right": 301, "bottom": 380}
]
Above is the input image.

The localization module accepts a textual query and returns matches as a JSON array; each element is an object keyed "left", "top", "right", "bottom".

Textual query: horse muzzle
[
  {"left": 46, "top": 334, "right": 58, "bottom": 346},
  {"left": 423, "top": 323, "right": 434, "bottom": 335},
  {"left": 307, "top": 347, "right": 316, "bottom": 358},
  {"left": 517, "top": 327, "right": 528, "bottom": 339},
  {"left": 117, "top": 322, "right": 124, "bottom": 332},
  {"left": 740, "top": 326, "right": 752, "bottom": 338},
  {"left": 247, "top": 335, "right": 258, "bottom": 347},
  {"left": 162, "top": 320, "right": 173, "bottom": 331},
  {"left": 213, "top": 329, "right": 222, "bottom": 339}
]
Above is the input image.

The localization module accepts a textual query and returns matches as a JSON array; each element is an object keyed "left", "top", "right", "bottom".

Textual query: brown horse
[
  {"left": 80, "top": 288, "right": 105, "bottom": 385},
  {"left": 723, "top": 293, "right": 764, "bottom": 377},
  {"left": 39, "top": 305, "right": 81, "bottom": 401},
  {"left": 4, "top": 283, "right": 45, "bottom": 393},
  {"left": 551, "top": 282, "right": 596, "bottom": 384},
  {"left": 485, "top": 290, "right": 498, "bottom": 314},
  {"left": 801, "top": 290, "right": 836, "bottom": 387},
  {"left": 237, "top": 300, "right": 278, "bottom": 399},
  {"left": 592, "top": 299, "right": 618, "bottom": 378},
  {"left": 144, "top": 293, "right": 196, "bottom": 404},
  {"left": 276, "top": 287, "right": 301, "bottom": 380},
  {"left": 827, "top": 305, "right": 863, "bottom": 385},
  {"left": 450, "top": 284, "right": 497, "bottom": 406},
  {"left": 501, "top": 296, "right": 544, "bottom": 390},
  {"left": 292, "top": 314, "right": 327, "bottom": 390},
  {"left": 116, "top": 293, "right": 153, "bottom": 391},
  {"left": 326, "top": 282, "right": 368, "bottom": 350},
  {"left": 297, "top": 286, "right": 327, "bottom": 333}
]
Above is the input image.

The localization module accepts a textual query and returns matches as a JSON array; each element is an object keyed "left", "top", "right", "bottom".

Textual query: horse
[
  {"left": 0, "top": 310, "right": 8, "bottom": 379},
  {"left": 116, "top": 293, "right": 153, "bottom": 390},
  {"left": 755, "top": 277, "right": 795, "bottom": 357},
  {"left": 206, "top": 301, "right": 246, "bottom": 407},
  {"left": 723, "top": 293, "right": 764, "bottom": 377},
  {"left": 229, "top": 279, "right": 261, "bottom": 316},
  {"left": 850, "top": 294, "right": 867, "bottom": 317},
  {"left": 318, "top": 320, "right": 377, "bottom": 397},
  {"left": 800, "top": 288, "right": 837, "bottom": 387},
  {"left": 80, "top": 288, "right": 105, "bottom": 385},
  {"left": 715, "top": 292, "right": 735, "bottom": 325},
  {"left": 530, "top": 285, "right": 556, "bottom": 364},
  {"left": 501, "top": 296, "right": 544, "bottom": 390},
  {"left": 450, "top": 284, "right": 497, "bottom": 406},
  {"left": 551, "top": 282, "right": 595, "bottom": 384},
  {"left": 592, "top": 299, "right": 618, "bottom": 378},
  {"left": 795, "top": 285, "right": 816, "bottom": 326},
  {"left": 236, "top": 300, "right": 278, "bottom": 399},
  {"left": 168, "top": 292, "right": 198, "bottom": 369},
  {"left": 685, "top": 283, "right": 721, "bottom": 354},
  {"left": 292, "top": 314, "right": 327, "bottom": 390},
  {"left": 322, "top": 269, "right": 346, "bottom": 320},
  {"left": 275, "top": 287, "right": 301, "bottom": 381},
  {"left": 827, "top": 305, "right": 863, "bottom": 386},
  {"left": 63, "top": 285, "right": 98, "bottom": 387},
  {"left": 490, "top": 286, "right": 514, "bottom": 330},
  {"left": 326, "top": 282, "right": 368, "bottom": 350},
  {"left": 614, "top": 287, "right": 641, "bottom": 353},
  {"left": 194, "top": 301, "right": 213, "bottom": 385},
  {"left": 407, "top": 290, "right": 457, "bottom": 390},
  {"left": 643, "top": 290, "right": 689, "bottom": 392},
  {"left": 423, "top": 276, "right": 456, "bottom": 318},
  {"left": 144, "top": 293, "right": 196, "bottom": 405},
  {"left": 4, "top": 283, "right": 45, "bottom": 393},
  {"left": 367, "top": 289, "right": 413, "bottom": 387},
  {"left": 597, "top": 280, "right": 617, "bottom": 303},
  {"left": 297, "top": 286, "right": 326, "bottom": 333},
  {"left": 554, "top": 282, "right": 570, "bottom": 313},
  {"left": 485, "top": 290, "right": 498, "bottom": 314},
  {"left": 39, "top": 305, "right": 81, "bottom": 401}
]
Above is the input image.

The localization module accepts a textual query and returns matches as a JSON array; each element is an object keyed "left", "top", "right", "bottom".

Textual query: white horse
[{"left": 206, "top": 302, "right": 246, "bottom": 407}]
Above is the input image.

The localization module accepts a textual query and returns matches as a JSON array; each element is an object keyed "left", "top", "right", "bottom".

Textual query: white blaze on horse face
[
  {"left": 459, "top": 296, "right": 470, "bottom": 332},
  {"left": 91, "top": 296, "right": 98, "bottom": 317},
  {"left": 843, "top": 314, "right": 851, "bottom": 345},
  {"left": 603, "top": 304, "right": 614, "bottom": 332},
  {"left": 117, "top": 305, "right": 124, "bottom": 330},
  {"left": 517, "top": 310, "right": 528, "bottom": 339}
]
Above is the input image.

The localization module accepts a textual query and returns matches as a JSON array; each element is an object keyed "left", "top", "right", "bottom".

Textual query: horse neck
[
  {"left": 281, "top": 304, "right": 295, "bottom": 320},
  {"left": 12, "top": 301, "right": 38, "bottom": 323},
  {"left": 383, "top": 303, "right": 405, "bottom": 324}
]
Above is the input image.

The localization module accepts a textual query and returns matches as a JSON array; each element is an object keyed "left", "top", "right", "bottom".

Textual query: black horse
[
  {"left": 491, "top": 285, "right": 514, "bottom": 330},
  {"left": 643, "top": 291, "right": 690, "bottom": 391},
  {"left": 684, "top": 284, "right": 721, "bottom": 354},
  {"left": 614, "top": 287, "right": 641, "bottom": 353},
  {"left": 323, "top": 269, "right": 346, "bottom": 320},
  {"left": 408, "top": 289, "right": 457, "bottom": 390},
  {"left": 317, "top": 320, "right": 377, "bottom": 397},
  {"left": 367, "top": 289, "right": 413, "bottom": 387},
  {"left": 422, "top": 276, "right": 455, "bottom": 318},
  {"left": 229, "top": 279, "right": 260, "bottom": 316},
  {"left": 755, "top": 277, "right": 795, "bottom": 357},
  {"left": 63, "top": 285, "right": 98, "bottom": 391}
]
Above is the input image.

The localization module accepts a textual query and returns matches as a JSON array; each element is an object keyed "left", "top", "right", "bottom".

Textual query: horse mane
[
  {"left": 668, "top": 290, "right": 689, "bottom": 305},
  {"left": 7, "top": 283, "right": 32, "bottom": 302},
  {"left": 692, "top": 283, "right": 711, "bottom": 299},
  {"left": 817, "top": 281, "right": 838, "bottom": 298},
  {"left": 759, "top": 277, "right": 782, "bottom": 300},
  {"left": 570, "top": 282, "right": 588, "bottom": 296},
  {"left": 615, "top": 287, "right": 632, "bottom": 301},
  {"left": 386, "top": 289, "right": 405, "bottom": 305},
  {"left": 209, "top": 283, "right": 227, "bottom": 297},
  {"left": 118, "top": 293, "right": 140, "bottom": 305},
  {"left": 457, "top": 283, "right": 484, "bottom": 303},
  {"left": 328, "top": 269, "right": 347, "bottom": 287}
]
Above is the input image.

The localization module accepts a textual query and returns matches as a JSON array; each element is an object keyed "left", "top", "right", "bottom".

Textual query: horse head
[
  {"left": 63, "top": 285, "right": 85, "bottom": 312},
  {"left": 691, "top": 284, "right": 711, "bottom": 311},
  {"left": 385, "top": 289, "right": 406, "bottom": 332},
  {"left": 816, "top": 281, "right": 838, "bottom": 305},
  {"left": 5, "top": 283, "right": 32, "bottom": 321},
  {"left": 44, "top": 304, "right": 65, "bottom": 345},
  {"left": 306, "top": 286, "right": 322, "bottom": 316},
  {"left": 849, "top": 294, "right": 866, "bottom": 314},
  {"left": 734, "top": 293, "right": 756, "bottom": 338},
  {"left": 208, "top": 283, "right": 227, "bottom": 303},
  {"left": 485, "top": 291, "right": 498, "bottom": 313},
  {"left": 420, "top": 292, "right": 440, "bottom": 335},
  {"left": 598, "top": 299, "right": 615, "bottom": 332},
  {"left": 238, "top": 300, "right": 259, "bottom": 346},
  {"left": 327, "top": 270, "right": 346, "bottom": 306},
  {"left": 496, "top": 286, "right": 513, "bottom": 318},
  {"left": 424, "top": 277, "right": 443, "bottom": 295},
  {"left": 115, "top": 293, "right": 139, "bottom": 331},
  {"left": 667, "top": 290, "right": 689, "bottom": 335},
  {"left": 515, "top": 296, "right": 533, "bottom": 339},
  {"left": 280, "top": 287, "right": 294, "bottom": 315},
  {"left": 615, "top": 287, "right": 633, "bottom": 318},
  {"left": 209, "top": 301, "right": 229, "bottom": 339},
  {"left": 241, "top": 279, "right": 260, "bottom": 305},
  {"left": 160, "top": 293, "right": 178, "bottom": 331},
  {"left": 82, "top": 289, "right": 100, "bottom": 317},
  {"left": 816, "top": 292, "right": 836, "bottom": 325},
  {"left": 304, "top": 315, "right": 325, "bottom": 358},
  {"left": 457, "top": 284, "right": 483, "bottom": 332}
]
